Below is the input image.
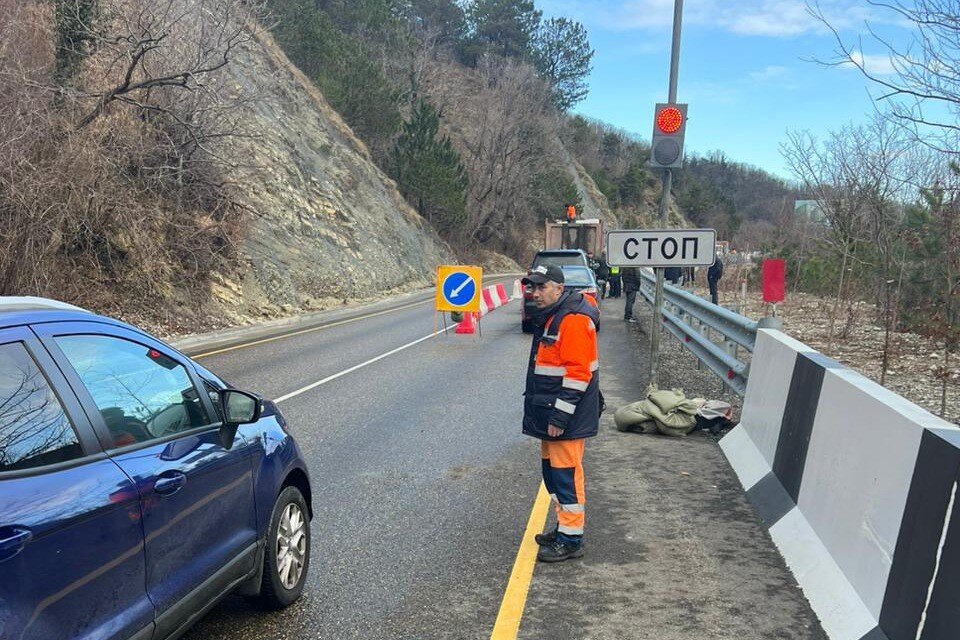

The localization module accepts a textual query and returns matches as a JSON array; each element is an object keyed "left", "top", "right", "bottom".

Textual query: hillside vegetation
[
  {"left": 266, "top": 0, "right": 620, "bottom": 259},
  {"left": 0, "top": 0, "right": 808, "bottom": 335},
  {"left": 0, "top": 0, "right": 452, "bottom": 332}
]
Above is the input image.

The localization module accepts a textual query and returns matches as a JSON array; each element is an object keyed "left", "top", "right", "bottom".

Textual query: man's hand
[{"left": 548, "top": 424, "right": 564, "bottom": 438}]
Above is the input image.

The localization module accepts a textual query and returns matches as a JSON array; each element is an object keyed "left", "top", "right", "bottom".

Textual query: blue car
[{"left": 0, "top": 297, "right": 312, "bottom": 640}]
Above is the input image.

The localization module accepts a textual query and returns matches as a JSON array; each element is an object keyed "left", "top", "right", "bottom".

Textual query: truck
[{"left": 544, "top": 218, "right": 605, "bottom": 255}]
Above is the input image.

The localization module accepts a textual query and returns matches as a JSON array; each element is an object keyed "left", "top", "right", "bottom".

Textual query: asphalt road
[
  {"left": 183, "top": 279, "right": 541, "bottom": 640},
  {"left": 180, "top": 285, "right": 829, "bottom": 640}
]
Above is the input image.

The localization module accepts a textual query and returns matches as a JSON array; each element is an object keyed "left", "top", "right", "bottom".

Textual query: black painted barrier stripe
[
  {"left": 858, "top": 626, "right": 890, "bottom": 640},
  {"left": 745, "top": 472, "right": 795, "bottom": 528},
  {"left": 772, "top": 352, "right": 837, "bottom": 503},
  {"left": 877, "top": 428, "right": 960, "bottom": 640}
]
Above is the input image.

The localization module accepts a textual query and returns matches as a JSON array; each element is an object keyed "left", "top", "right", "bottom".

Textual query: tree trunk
[
  {"left": 828, "top": 245, "right": 849, "bottom": 352},
  {"left": 943, "top": 208, "right": 954, "bottom": 418},
  {"left": 882, "top": 280, "right": 892, "bottom": 386}
]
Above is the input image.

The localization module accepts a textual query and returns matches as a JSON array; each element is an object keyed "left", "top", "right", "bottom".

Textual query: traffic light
[{"left": 650, "top": 103, "right": 688, "bottom": 169}]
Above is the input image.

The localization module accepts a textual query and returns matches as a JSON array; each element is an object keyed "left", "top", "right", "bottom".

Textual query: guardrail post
[
  {"left": 650, "top": 269, "right": 665, "bottom": 386},
  {"left": 758, "top": 317, "right": 783, "bottom": 330}
]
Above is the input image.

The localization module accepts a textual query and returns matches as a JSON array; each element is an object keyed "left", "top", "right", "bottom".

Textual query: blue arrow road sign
[{"left": 442, "top": 271, "right": 477, "bottom": 307}]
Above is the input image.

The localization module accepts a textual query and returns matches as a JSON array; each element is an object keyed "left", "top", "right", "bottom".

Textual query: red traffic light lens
[{"left": 656, "top": 107, "right": 683, "bottom": 134}]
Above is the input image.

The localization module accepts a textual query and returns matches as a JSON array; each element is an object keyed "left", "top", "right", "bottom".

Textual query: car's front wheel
[{"left": 257, "top": 486, "right": 310, "bottom": 608}]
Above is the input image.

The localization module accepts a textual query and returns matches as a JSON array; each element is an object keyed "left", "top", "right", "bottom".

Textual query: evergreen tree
[
  {"left": 533, "top": 17, "right": 594, "bottom": 111},
  {"left": 388, "top": 101, "right": 468, "bottom": 234},
  {"left": 530, "top": 167, "right": 582, "bottom": 222},
  {"left": 53, "top": 0, "right": 98, "bottom": 82},
  {"left": 268, "top": 0, "right": 402, "bottom": 150},
  {"left": 462, "top": 0, "right": 541, "bottom": 63},
  {"left": 410, "top": 0, "right": 467, "bottom": 44},
  {"left": 619, "top": 163, "right": 648, "bottom": 207}
]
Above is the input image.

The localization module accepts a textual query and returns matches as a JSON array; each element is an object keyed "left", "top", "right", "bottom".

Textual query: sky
[{"left": 537, "top": 0, "right": 917, "bottom": 179}]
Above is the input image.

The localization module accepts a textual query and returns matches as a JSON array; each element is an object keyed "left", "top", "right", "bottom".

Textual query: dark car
[
  {"left": 521, "top": 250, "right": 593, "bottom": 333},
  {"left": 558, "top": 266, "right": 601, "bottom": 306},
  {"left": 0, "top": 297, "right": 312, "bottom": 640}
]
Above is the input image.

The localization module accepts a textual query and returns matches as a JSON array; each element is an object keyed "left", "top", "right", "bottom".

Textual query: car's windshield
[
  {"left": 533, "top": 253, "right": 586, "bottom": 268},
  {"left": 561, "top": 266, "right": 595, "bottom": 287}
]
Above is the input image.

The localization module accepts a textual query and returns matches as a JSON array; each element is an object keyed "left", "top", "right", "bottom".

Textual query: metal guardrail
[{"left": 638, "top": 269, "right": 758, "bottom": 396}]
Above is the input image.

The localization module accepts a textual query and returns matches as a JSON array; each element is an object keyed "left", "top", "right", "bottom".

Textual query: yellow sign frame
[{"left": 435, "top": 265, "right": 483, "bottom": 313}]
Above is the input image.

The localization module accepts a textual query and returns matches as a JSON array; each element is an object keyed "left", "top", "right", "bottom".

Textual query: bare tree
[
  {"left": 810, "top": 0, "right": 960, "bottom": 154},
  {"left": 782, "top": 126, "right": 871, "bottom": 350},
  {"left": 65, "top": 0, "right": 260, "bottom": 131},
  {"left": 426, "top": 56, "right": 553, "bottom": 248},
  {"left": 0, "top": 0, "right": 257, "bottom": 311}
]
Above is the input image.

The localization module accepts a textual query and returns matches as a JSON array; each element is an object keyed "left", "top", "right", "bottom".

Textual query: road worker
[
  {"left": 521, "top": 264, "right": 601, "bottom": 562},
  {"left": 608, "top": 265, "right": 621, "bottom": 298}
]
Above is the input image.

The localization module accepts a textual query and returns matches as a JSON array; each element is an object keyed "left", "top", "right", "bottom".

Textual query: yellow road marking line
[
  {"left": 490, "top": 482, "right": 551, "bottom": 640},
  {"left": 193, "top": 276, "right": 516, "bottom": 359},
  {"left": 192, "top": 299, "right": 430, "bottom": 358}
]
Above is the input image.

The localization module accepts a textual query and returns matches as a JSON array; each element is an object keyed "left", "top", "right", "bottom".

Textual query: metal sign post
[{"left": 651, "top": 0, "right": 685, "bottom": 387}]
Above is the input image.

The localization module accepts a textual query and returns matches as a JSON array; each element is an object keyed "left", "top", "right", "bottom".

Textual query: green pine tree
[
  {"left": 269, "top": 0, "right": 402, "bottom": 150},
  {"left": 461, "top": 0, "right": 542, "bottom": 63},
  {"left": 533, "top": 17, "right": 594, "bottom": 111},
  {"left": 388, "top": 101, "right": 469, "bottom": 235}
]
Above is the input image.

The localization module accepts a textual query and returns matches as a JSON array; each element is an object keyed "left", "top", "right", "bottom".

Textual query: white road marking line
[
  {"left": 916, "top": 479, "right": 957, "bottom": 640},
  {"left": 274, "top": 327, "right": 449, "bottom": 404}
]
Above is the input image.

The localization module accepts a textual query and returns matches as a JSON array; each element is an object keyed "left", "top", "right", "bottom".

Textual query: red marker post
[{"left": 762, "top": 259, "right": 786, "bottom": 317}]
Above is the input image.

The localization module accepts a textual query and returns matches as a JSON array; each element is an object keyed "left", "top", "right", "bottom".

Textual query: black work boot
[
  {"left": 537, "top": 540, "right": 585, "bottom": 563},
  {"left": 535, "top": 528, "right": 558, "bottom": 546}
]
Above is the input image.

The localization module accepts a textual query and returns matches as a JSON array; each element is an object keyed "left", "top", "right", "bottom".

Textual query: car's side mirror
[{"left": 218, "top": 389, "right": 262, "bottom": 448}]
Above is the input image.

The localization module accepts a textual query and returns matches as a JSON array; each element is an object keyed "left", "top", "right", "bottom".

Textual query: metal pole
[
  {"left": 668, "top": 0, "right": 683, "bottom": 103},
  {"left": 650, "top": 0, "right": 684, "bottom": 387}
]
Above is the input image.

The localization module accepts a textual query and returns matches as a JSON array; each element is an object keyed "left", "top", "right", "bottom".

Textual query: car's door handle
[
  {"left": 154, "top": 472, "right": 187, "bottom": 496},
  {"left": 0, "top": 526, "right": 32, "bottom": 560}
]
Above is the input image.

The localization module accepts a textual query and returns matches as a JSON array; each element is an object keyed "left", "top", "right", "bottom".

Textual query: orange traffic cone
[{"left": 455, "top": 311, "right": 476, "bottom": 334}]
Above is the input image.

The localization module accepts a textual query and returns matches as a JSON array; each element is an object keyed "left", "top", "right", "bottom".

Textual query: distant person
[
  {"left": 586, "top": 251, "right": 599, "bottom": 271},
  {"left": 521, "top": 264, "right": 600, "bottom": 562},
  {"left": 608, "top": 265, "right": 622, "bottom": 298},
  {"left": 683, "top": 266, "right": 695, "bottom": 287},
  {"left": 664, "top": 266, "right": 682, "bottom": 285},
  {"left": 622, "top": 267, "right": 641, "bottom": 323},
  {"left": 596, "top": 252, "right": 610, "bottom": 298},
  {"left": 708, "top": 257, "right": 724, "bottom": 305}
]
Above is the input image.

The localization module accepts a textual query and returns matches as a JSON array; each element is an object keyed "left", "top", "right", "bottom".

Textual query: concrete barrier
[{"left": 720, "top": 329, "right": 960, "bottom": 640}]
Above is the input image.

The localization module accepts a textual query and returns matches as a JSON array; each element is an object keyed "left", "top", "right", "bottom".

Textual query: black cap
[{"left": 522, "top": 264, "right": 565, "bottom": 285}]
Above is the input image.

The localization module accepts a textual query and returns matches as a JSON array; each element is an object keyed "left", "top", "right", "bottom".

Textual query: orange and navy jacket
[{"left": 523, "top": 291, "right": 601, "bottom": 440}]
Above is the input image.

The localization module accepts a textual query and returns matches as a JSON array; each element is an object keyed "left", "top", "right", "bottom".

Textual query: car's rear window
[
  {"left": 533, "top": 253, "right": 586, "bottom": 268},
  {"left": 561, "top": 267, "right": 595, "bottom": 287}
]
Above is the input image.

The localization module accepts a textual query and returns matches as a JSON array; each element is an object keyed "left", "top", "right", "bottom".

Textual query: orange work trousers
[{"left": 540, "top": 439, "right": 586, "bottom": 538}]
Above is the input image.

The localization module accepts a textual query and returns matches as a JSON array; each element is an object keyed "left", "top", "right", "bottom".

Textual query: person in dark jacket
[
  {"left": 708, "top": 257, "right": 724, "bottom": 305},
  {"left": 621, "top": 267, "right": 641, "bottom": 322},
  {"left": 664, "top": 266, "right": 682, "bottom": 285},
  {"left": 522, "top": 264, "right": 600, "bottom": 562},
  {"left": 595, "top": 252, "right": 610, "bottom": 298}
]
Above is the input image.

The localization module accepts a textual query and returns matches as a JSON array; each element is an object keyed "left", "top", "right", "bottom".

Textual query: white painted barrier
[{"left": 720, "top": 329, "right": 960, "bottom": 640}]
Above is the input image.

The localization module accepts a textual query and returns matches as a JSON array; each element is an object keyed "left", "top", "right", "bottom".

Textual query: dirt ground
[{"left": 670, "top": 262, "right": 959, "bottom": 426}]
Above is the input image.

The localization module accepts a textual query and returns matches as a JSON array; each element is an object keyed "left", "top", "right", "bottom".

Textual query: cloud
[
  {"left": 538, "top": 0, "right": 899, "bottom": 39},
  {"left": 750, "top": 65, "right": 788, "bottom": 81},
  {"left": 718, "top": 1, "right": 820, "bottom": 37},
  {"left": 846, "top": 51, "right": 898, "bottom": 76}
]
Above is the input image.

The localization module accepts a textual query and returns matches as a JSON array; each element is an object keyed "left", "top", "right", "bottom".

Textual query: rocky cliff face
[{"left": 212, "top": 28, "right": 452, "bottom": 323}]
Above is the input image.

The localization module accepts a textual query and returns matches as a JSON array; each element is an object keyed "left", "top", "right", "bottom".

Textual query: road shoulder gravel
[{"left": 517, "top": 298, "right": 827, "bottom": 640}]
